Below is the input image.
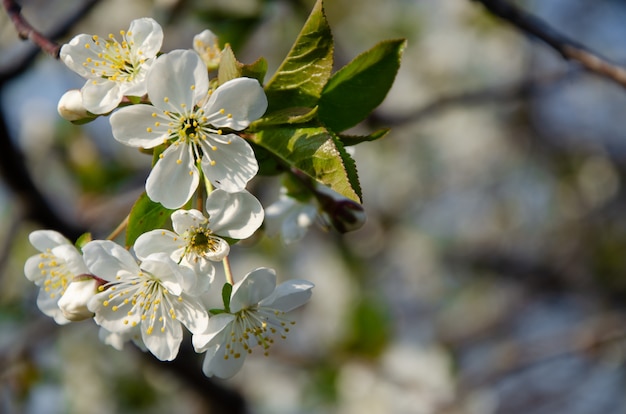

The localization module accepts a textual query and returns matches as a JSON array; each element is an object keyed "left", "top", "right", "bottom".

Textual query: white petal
[
  {"left": 59, "top": 34, "right": 101, "bottom": 78},
  {"left": 206, "top": 189, "right": 264, "bottom": 239},
  {"left": 127, "top": 18, "right": 163, "bottom": 58},
  {"left": 282, "top": 203, "right": 317, "bottom": 244},
  {"left": 28, "top": 230, "right": 71, "bottom": 252},
  {"left": 140, "top": 253, "right": 192, "bottom": 295},
  {"left": 81, "top": 79, "right": 123, "bottom": 114},
  {"left": 204, "top": 237, "right": 230, "bottom": 261},
  {"left": 110, "top": 105, "right": 170, "bottom": 148},
  {"left": 24, "top": 255, "right": 45, "bottom": 284},
  {"left": 192, "top": 313, "right": 235, "bottom": 351},
  {"left": 203, "top": 78, "right": 267, "bottom": 130},
  {"left": 88, "top": 290, "right": 138, "bottom": 332},
  {"left": 146, "top": 143, "right": 199, "bottom": 209},
  {"left": 147, "top": 50, "right": 208, "bottom": 111},
  {"left": 142, "top": 317, "right": 183, "bottom": 361},
  {"left": 229, "top": 268, "right": 276, "bottom": 313},
  {"left": 259, "top": 279, "right": 314, "bottom": 312},
  {"left": 200, "top": 134, "right": 258, "bottom": 192},
  {"left": 82, "top": 240, "right": 140, "bottom": 282},
  {"left": 202, "top": 341, "right": 246, "bottom": 379},
  {"left": 171, "top": 209, "right": 207, "bottom": 235},
  {"left": 134, "top": 229, "right": 184, "bottom": 261},
  {"left": 173, "top": 294, "right": 209, "bottom": 334},
  {"left": 36, "top": 288, "right": 71, "bottom": 325},
  {"left": 51, "top": 244, "right": 89, "bottom": 275}
]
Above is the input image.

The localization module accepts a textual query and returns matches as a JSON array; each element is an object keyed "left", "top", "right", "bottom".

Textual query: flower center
[
  {"left": 99, "top": 271, "right": 182, "bottom": 335},
  {"left": 82, "top": 31, "right": 145, "bottom": 82},
  {"left": 37, "top": 250, "right": 71, "bottom": 299},
  {"left": 223, "top": 307, "right": 296, "bottom": 360}
]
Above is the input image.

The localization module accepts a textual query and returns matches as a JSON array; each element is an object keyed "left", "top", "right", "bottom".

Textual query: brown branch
[
  {"left": 472, "top": 0, "right": 626, "bottom": 88},
  {"left": 2, "top": 0, "right": 62, "bottom": 57}
]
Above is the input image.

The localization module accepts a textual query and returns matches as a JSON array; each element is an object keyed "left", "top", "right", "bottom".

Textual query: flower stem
[
  {"left": 107, "top": 214, "right": 129, "bottom": 241},
  {"left": 223, "top": 256, "right": 234, "bottom": 285}
]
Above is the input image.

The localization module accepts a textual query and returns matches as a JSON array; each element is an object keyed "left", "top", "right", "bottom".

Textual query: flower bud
[
  {"left": 57, "top": 89, "right": 93, "bottom": 122},
  {"left": 58, "top": 275, "right": 99, "bottom": 321},
  {"left": 193, "top": 29, "right": 221, "bottom": 71},
  {"left": 326, "top": 199, "right": 367, "bottom": 233},
  {"left": 315, "top": 187, "right": 366, "bottom": 233}
]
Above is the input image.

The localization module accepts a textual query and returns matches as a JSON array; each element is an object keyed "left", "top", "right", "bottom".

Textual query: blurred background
[{"left": 2, "top": 0, "right": 626, "bottom": 413}]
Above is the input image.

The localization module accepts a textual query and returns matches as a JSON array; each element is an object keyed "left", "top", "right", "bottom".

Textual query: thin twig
[
  {"left": 2, "top": 0, "right": 62, "bottom": 57},
  {"left": 472, "top": 0, "right": 626, "bottom": 88}
]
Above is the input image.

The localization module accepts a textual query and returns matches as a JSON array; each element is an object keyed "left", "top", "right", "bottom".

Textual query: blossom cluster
[{"left": 27, "top": 18, "right": 318, "bottom": 379}]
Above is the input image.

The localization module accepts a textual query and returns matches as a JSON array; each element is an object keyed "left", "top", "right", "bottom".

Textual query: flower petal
[
  {"left": 192, "top": 313, "right": 235, "bottom": 352},
  {"left": 171, "top": 209, "right": 207, "bottom": 235},
  {"left": 259, "top": 279, "right": 314, "bottom": 312},
  {"left": 147, "top": 50, "right": 208, "bottom": 111},
  {"left": 127, "top": 18, "right": 163, "bottom": 58},
  {"left": 88, "top": 290, "right": 139, "bottom": 332},
  {"left": 205, "top": 190, "right": 264, "bottom": 239},
  {"left": 229, "top": 268, "right": 276, "bottom": 313},
  {"left": 83, "top": 240, "right": 140, "bottom": 282},
  {"left": 59, "top": 34, "right": 100, "bottom": 78},
  {"left": 202, "top": 341, "right": 246, "bottom": 379},
  {"left": 28, "top": 230, "right": 71, "bottom": 252},
  {"left": 81, "top": 78, "right": 123, "bottom": 114},
  {"left": 203, "top": 77, "right": 267, "bottom": 130},
  {"left": 173, "top": 294, "right": 209, "bottom": 334},
  {"left": 140, "top": 253, "right": 192, "bottom": 295},
  {"left": 200, "top": 134, "right": 258, "bottom": 192},
  {"left": 134, "top": 229, "right": 184, "bottom": 261},
  {"left": 36, "top": 288, "right": 71, "bottom": 325},
  {"left": 110, "top": 104, "right": 170, "bottom": 148},
  {"left": 142, "top": 317, "right": 183, "bottom": 361},
  {"left": 146, "top": 143, "right": 199, "bottom": 209}
]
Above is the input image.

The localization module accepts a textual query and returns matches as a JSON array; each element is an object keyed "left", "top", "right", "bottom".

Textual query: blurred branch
[
  {"left": 456, "top": 312, "right": 626, "bottom": 389},
  {"left": 369, "top": 70, "right": 568, "bottom": 126},
  {"left": 472, "top": 0, "right": 626, "bottom": 88},
  {"left": 0, "top": 0, "right": 99, "bottom": 77},
  {"left": 2, "top": 0, "right": 62, "bottom": 57}
]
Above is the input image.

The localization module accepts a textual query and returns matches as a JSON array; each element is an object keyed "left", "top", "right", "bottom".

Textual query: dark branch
[{"left": 472, "top": 0, "right": 626, "bottom": 88}]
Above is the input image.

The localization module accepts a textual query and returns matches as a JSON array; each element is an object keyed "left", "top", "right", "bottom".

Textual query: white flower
[
  {"left": 24, "top": 230, "right": 90, "bottom": 325},
  {"left": 193, "top": 29, "right": 221, "bottom": 70},
  {"left": 110, "top": 49, "right": 267, "bottom": 208},
  {"left": 134, "top": 189, "right": 264, "bottom": 283},
  {"left": 60, "top": 17, "right": 163, "bottom": 114},
  {"left": 57, "top": 275, "right": 99, "bottom": 321},
  {"left": 193, "top": 268, "right": 314, "bottom": 378},
  {"left": 83, "top": 240, "right": 209, "bottom": 361},
  {"left": 264, "top": 193, "right": 318, "bottom": 244}
]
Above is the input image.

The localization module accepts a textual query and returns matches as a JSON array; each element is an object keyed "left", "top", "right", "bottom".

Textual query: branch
[
  {"left": 472, "top": 0, "right": 626, "bottom": 88},
  {"left": 3, "top": 0, "right": 61, "bottom": 57}
]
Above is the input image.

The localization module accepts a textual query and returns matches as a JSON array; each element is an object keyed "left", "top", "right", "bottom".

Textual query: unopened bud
[
  {"left": 58, "top": 275, "right": 99, "bottom": 321},
  {"left": 327, "top": 199, "right": 366, "bottom": 233},
  {"left": 57, "top": 89, "right": 94, "bottom": 123},
  {"left": 193, "top": 29, "right": 222, "bottom": 71},
  {"left": 315, "top": 186, "right": 366, "bottom": 233}
]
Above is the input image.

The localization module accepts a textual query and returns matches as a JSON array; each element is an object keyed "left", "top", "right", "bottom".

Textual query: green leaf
[
  {"left": 318, "top": 39, "right": 406, "bottom": 132},
  {"left": 264, "top": 0, "right": 333, "bottom": 112},
  {"left": 250, "top": 125, "right": 361, "bottom": 202},
  {"left": 338, "top": 128, "right": 390, "bottom": 146},
  {"left": 241, "top": 56, "right": 268, "bottom": 84},
  {"left": 75, "top": 232, "right": 92, "bottom": 249},
  {"left": 217, "top": 44, "right": 242, "bottom": 85},
  {"left": 250, "top": 106, "right": 318, "bottom": 128},
  {"left": 222, "top": 283, "right": 233, "bottom": 313},
  {"left": 125, "top": 192, "right": 175, "bottom": 248}
]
